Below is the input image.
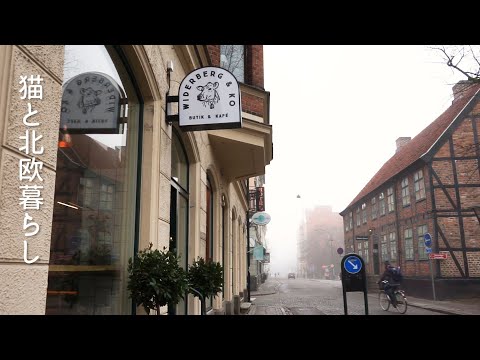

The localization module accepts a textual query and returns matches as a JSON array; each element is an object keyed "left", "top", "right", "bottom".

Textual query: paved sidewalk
[{"left": 246, "top": 278, "right": 480, "bottom": 315}]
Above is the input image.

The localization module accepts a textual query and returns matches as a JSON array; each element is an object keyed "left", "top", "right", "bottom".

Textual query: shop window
[
  {"left": 46, "top": 45, "right": 141, "bottom": 315},
  {"left": 169, "top": 129, "right": 189, "bottom": 315}
]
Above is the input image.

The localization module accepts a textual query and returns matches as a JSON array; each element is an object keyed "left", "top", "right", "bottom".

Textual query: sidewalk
[{"left": 246, "top": 278, "right": 480, "bottom": 315}]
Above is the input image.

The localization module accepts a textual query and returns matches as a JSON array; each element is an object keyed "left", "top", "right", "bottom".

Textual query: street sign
[
  {"left": 337, "top": 247, "right": 344, "bottom": 255},
  {"left": 426, "top": 247, "right": 433, "bottom": 254},
  {"left": 429, "top": 253, "right": 448, "bottom": 260},
  {"left": 343, "top": 255, "right": 362, "bottom": 274},
  {"left": 356, "top": 236, "right": 369, "bottom": 241},
  {"left": 340, "top": 254, "right": 368, "bottom": 315},
  {"left": 424, "top": 233, "right": 432, "bottom": 248}
]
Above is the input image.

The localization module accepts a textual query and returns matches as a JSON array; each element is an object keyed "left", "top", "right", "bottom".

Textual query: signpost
[
  {"left": 340, "top": 254, "right": 368, "bottom": 315},
  {"left": 424, "top": 232, "right": 437, "bottom": 301}
]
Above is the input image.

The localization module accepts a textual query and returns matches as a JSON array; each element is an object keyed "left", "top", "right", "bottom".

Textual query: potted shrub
[
  {"left": 127, "top": 243, "right": 188, "bottom": 315},
  {"left": 187, "top": 257, "right": 223, "bottom": 314}
]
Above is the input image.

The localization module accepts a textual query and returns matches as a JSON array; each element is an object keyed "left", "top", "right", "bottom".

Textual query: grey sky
[{"left": 263, "top": 45, "right": 465, "bottom": 275}]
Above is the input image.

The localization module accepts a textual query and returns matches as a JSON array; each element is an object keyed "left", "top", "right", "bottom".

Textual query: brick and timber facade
[{"left": 340, "top": 81, "right": 480, "bottom": 300}]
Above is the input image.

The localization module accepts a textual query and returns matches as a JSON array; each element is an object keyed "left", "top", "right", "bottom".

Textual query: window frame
[
  {"left": 401, "top": 176, "right": 410, "bottom": 206},
  {"left": 414, "top": 169, "right": 426, "bottom": 201},
  {"left": 417, "top": 224, "right": 428, "bottom": 260},
  {"left": 404, "top": 228, "right": 414, "bottom": 260}
]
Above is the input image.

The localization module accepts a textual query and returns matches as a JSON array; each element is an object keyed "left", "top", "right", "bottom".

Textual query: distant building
[
  {"left": 340, "top": 81, "right": 480, "bottom": 299},
  {"left": 297, "top": 205, "right": 343, "bottom": 279}
]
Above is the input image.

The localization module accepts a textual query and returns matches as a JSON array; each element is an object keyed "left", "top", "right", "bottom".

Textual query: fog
[{"left": 263, "top": 45, "right": 465, "bottom": 276}]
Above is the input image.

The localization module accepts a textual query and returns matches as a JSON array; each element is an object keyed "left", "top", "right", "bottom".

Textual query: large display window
[{"left": 46, "top": 46, "right": 141, "bottom": 315}]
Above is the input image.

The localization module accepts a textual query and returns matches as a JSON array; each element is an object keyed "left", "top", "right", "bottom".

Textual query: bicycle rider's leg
[{"left": 388, "top": 288, "right": 397, "bottom": 307}]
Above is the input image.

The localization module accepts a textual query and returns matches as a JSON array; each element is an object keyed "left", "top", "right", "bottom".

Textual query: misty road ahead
[{"left": 251, "top": 277, "right": 445, "bottom": 315}]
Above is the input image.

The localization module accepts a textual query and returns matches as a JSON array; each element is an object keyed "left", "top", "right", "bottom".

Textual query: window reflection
[{"left": 46, "top": 46, "right": 139, "bottom": 315}]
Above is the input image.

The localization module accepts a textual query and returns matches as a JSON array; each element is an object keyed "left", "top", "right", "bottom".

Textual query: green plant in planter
[
  {"left": 187, "top": 257, "right": 223, "bottom": 302},
  {"left": 127, "top": 243, "right": 188, "bottom": 315}
]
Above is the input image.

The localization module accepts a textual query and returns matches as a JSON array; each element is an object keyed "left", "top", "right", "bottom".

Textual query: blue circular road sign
[
  {"left": 424, "top": 233, "right": 432, "bottom": 248},
  {"left": 344, "top": 255, "right": 362, "bottom": 274}
]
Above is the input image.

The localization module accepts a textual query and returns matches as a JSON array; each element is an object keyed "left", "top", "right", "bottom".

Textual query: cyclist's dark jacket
[{"left": 379, "top": 267, "right": 394, "bottom": 283}]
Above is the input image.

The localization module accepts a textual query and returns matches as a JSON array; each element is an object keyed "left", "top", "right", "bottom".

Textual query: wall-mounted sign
[
  {"left": 253, "top": 245, "right": 264, "bottom": 261},
  {"left": 60, "top": 72, "right": 123, "bottom": 134},
  {"left": 249, "top": 189, "right": 256, "bottom": 213},
  {"left": 251, "top": 211, "right": 271, "bottom": 226},
  {"left": 179, "top": 66, "right": 241, "bottom": 131},
  {"left": 256, "top": 187, "right": 265, "bottom": 212},
  {"left": 356, "top": 235, "right": 369, "bottom": 241},
  {"left": 263, "top": 252, "right": 270, "bottom": 263}
]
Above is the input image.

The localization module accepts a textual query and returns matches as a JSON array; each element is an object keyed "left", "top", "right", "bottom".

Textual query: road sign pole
[{"left": 429, "top": 258, "right": 437, "bottom": 301}]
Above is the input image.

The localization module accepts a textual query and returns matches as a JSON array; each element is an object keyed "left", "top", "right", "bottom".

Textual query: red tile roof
[{"left": 342, "top": 83, "right": 480, "bottom": 214}]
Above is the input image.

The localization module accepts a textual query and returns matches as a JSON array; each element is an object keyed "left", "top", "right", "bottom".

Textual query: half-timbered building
[{"left": 340, "top": 80, "right": 480, "bottom": 299}]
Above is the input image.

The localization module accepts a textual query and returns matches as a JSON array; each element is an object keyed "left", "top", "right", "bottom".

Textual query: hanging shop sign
[
  {"left": 178, "top": 66, "right": 242, "bottom": 131},
  {"left": 251, "top": 211, "right": 271, "bottom": 226},
  {"left": 256, "top": 186, "right": 265, "bottom": 212},
  {"left": 253, "top": 245, "right": 265, "bottom": 261},
  {"left": 60, "top": 72, "right": 123, "bottom": 134}
]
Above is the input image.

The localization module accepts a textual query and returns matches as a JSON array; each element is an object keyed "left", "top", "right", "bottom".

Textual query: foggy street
[{"left": 251, "top": 277, "right": 445, "bottom": 315}]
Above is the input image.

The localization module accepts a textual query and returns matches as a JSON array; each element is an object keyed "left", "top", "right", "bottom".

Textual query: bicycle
[{"left": 378, "top": 281, "right": 408, "bottom": 314}]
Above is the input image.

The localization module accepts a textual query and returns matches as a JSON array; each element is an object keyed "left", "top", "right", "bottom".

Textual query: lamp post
[{"left": 297, "top": 194, "right": 307, "bottom": 279}]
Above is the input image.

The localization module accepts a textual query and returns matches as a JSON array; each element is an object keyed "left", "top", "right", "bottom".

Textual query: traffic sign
[
  {"left": 429, "top": 253, "right": 448, "bottom": 260},
  {"left": 337, "top": 247, "right": 344, "bottom": 255},
  {"left": 426, "top": 247, "right": 432, "bottom": 254},
  {"left": 424, "top": 233, "right": 432, "bottom": 248},
  {"left": 344, "top": 255, "right": 362, "bottom": 274}
]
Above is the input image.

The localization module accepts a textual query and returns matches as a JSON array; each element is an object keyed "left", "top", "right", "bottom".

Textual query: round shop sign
[{"left": 251, "top": 211, "right": 271, "bottom": 226}]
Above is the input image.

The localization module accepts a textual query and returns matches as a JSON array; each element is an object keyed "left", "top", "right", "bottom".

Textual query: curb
[
  {"left": 251, "top": 291, "right": 276, "bottom": 296},
  {"left": 366, "top": 293, "right": 470, "bottom": 315}
]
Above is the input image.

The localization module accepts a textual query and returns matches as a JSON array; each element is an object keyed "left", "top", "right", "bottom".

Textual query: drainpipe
[{"left": 247, "top": 210, "right": 251, "bottom": 302}]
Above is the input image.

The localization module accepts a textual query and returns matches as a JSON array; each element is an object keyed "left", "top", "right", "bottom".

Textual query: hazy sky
[{"left": 262, "top": 45, "right": 465, "bottom": 275}]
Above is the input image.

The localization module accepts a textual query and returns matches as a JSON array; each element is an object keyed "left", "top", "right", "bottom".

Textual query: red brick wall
[
  {"left": 241, "top": 92, "right": 264, "bottom": 118},
  {"left": 430, "top": 115, "right": 480, "bottom": 278},
  {"left": 246, "top": 45, "right": 264, "bottom": 89},
  {"left": 206, "top": 45, "right": 220, "bottom": 67},
  {"left": 206, "top": 45, "right": 264, "bottom": 89},
  {"left": 206, "top": 45, "right": 266, "bottom": 118}
]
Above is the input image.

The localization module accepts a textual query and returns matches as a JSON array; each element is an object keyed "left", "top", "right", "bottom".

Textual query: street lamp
[{"left": 296, "top": 194, "right": 307, "bottom": 279}]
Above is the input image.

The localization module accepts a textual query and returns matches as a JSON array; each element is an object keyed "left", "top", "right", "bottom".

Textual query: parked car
[{"left": 288, "top": 273, "right": 295, "bottom": 279}]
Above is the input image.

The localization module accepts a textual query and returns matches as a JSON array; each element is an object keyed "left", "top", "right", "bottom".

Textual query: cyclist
[{"left": 378, "top": 261, "right": 399, "bottom": 308}]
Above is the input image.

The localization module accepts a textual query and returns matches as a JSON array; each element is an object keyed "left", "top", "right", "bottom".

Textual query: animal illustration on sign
[
  {"left": 196, "top": 82, "right": 220, "bottom": 109},
  {"left": 78, "top": 87, "right": 102, "bottom": 114}
]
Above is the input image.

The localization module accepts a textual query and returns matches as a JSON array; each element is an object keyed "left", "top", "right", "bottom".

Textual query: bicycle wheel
[
  {"left": 379, "top": 291, "right": 390, "bottom": 311},
  {"left": 395, "top": 292, "right": 408, "bottom": 314}
]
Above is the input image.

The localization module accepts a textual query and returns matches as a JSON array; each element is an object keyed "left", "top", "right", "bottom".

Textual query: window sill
[{"left": 416, "top": 198, "right": 426, "bottom": 203}]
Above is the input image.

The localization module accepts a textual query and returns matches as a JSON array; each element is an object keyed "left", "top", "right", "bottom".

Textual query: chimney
[
  {"left": 452, "top": 80, "right": 474, "bottom": 103},
  {"left": 396, "top": 137, "right": 411, "bottom": 153}
]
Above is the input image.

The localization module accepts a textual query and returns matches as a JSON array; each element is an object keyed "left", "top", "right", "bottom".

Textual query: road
[{"left": 252, "top": 277, "right": 445, "bottom": 315}]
